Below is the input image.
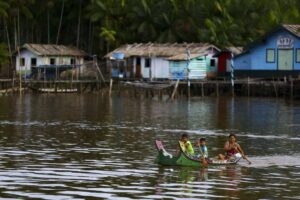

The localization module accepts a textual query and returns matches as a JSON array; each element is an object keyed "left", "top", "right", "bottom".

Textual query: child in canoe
[
  {"left": 218, "top": 134, "right": 251, "bottom": 164},
  {"left": 195, "top": 138, "right": 209, "bottom": 167},
  {"left": 195, "top": 138, "right": 208, "bottom": 159},
  {"left": 176, "top": 133, "right": 195, "bottom": 156}
]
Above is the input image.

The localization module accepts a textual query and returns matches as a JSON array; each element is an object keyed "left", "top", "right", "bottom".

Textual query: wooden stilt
[
  {"left": 216, "top": 82, "right": 219, "bottom": 97},
  {"left": 272, "top": 78, "right": 278, "bottom": 98},
  {"left": 159, "top": 89, "right": 163, "bottom": 100},
  {"left": 291, "top": 78, "right": 294, "bottom": 99},
  {"left": 109, "top": 78, "right": 113, "bottom": 96},
  {"left": 201, "top": 82, "right": 204, "bottom": 97},
  {"left": 187, "top": 80, "right": 191, "bottom": 99},
  {"left": 171, "top": 79, "right": 180, "bottom": 100}
]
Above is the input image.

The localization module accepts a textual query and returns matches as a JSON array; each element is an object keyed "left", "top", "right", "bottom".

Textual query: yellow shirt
[{"left": 186, "top": 141, "right": 194, "bottom": 155}]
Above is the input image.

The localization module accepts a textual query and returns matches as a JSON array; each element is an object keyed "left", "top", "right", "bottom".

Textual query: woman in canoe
[{"left": 219, "top": 134, "right": 251, "bottom": 164}]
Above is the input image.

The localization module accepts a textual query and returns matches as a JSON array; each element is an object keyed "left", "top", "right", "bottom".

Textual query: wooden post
[
  {"left": 187, "top": 80, "right": 191, "bottom": 98},
  {"left": 80, "top": 82, "right": 82, "bottom": 93},
  {"left": 272, "top": 78, "right": 278, "bottom": 98},
  {"left": 159, "top": 89, "right": 163, "bottom": 100},
  {"left": 44, "top": 66, "right": 46, "bottom": 89},
  {"left": 55, "top": 66, "right": 58, "bottom": 81},
  {"left": 216, "top": 82, "right": 219, "bottom": 97},
  {"left": 12, "top": 76, "right": 15, "bottom": 92},
  {"left": 291, "top": 77, "right": 294, "bottom": 99},
  {"left": 55, "top": 82, "right": 57, "bottom": 93},
  {"left": 171, "top": 79, "right": 180, "bottom": 100},
  {"left": 201, "top": 82, "right": 204, "bottom": 97},
  {"left": 109, "top": 78, "right": 113, "bottom": 96},
  {"left": 17, "top": 47, "right": 22, "bottom": 95}
]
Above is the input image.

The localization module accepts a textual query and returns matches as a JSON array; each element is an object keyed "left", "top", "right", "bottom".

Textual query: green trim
[
  {"left": 266, "top": 48, "right": 275, "bottom": 63},
  {"left": 296, "top": 49, "right": 300, "bottom": 63}
]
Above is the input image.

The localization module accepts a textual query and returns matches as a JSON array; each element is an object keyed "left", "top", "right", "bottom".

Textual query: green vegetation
[{"left": 0, "top": 0, "right": 300, "bottom": 62}]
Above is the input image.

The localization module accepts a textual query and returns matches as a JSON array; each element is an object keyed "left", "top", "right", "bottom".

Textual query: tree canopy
[{"left": 0, "top": 0, "right": 300, "bottom": 64}]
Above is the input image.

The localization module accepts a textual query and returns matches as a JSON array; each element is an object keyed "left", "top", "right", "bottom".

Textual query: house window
[
  {"left": 145, "top": 58, "right": 151, "bottom": 68},
  {"left": 210, "top": 59, "right": 216, "bottom": 67},
  {"left": 296, "top": 49, "right": 300, "bottom": 63},
  {"left": 266, "top": 49, "right": 275, "bottom": 63},
  {"left": 31, "top": 58, "right": 37, "bottom": 67},
  {"left": 50, "top": 58, "right": 56, "bottom": 65},
  {"left": 70, "top": 58, "right": 75, "bottom": 65},
  {"left": 20, "top": 58, "right": 25, "bottom": 67}
]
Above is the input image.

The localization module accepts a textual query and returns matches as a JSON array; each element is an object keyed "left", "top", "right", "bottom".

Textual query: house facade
[
  {"left": 105, "top": 43, "right": 219, "bottom": 80},
  {"left": 16, "top": 43, "right": 87, "bottom": 79},
  {"left": 234, "top": 24, "right": 300, "bottom": 77},
  {"left": 168, "top": 51, "right": 219, "bottom": 80},
  {"left": 214, "top": 47, "right": 243, "bottom": 76}
]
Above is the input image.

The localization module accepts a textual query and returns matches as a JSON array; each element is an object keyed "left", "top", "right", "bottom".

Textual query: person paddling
[{"left": 218, "top": 134, "right": 251, "bottom": 164}]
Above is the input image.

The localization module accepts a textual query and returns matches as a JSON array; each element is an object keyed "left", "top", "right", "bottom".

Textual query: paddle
[
  {"left": 232, "top": 143, "right": 252, "bottom": 165},
  {"left": 242, "top": 155, "right": 252, "bottom": 165},
  {"left": 236, "top": 148, "right": 251, "bottom": 164}
]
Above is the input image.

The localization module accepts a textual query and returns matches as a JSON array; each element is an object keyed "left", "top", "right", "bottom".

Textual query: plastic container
[{"left": 112, "top": 52, "right": 125, "bottom": 60}]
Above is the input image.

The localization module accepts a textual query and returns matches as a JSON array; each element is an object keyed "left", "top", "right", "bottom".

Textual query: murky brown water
[{"left": 0, "top": 94, "right": 300, "bottom": 199}]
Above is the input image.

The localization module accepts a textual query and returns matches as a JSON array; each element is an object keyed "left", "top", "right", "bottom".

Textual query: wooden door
[
  {"left": 278, "top": 49, "right": 293, "bottom": 70},
  {"left": 135, "top": 57, "right": 141, "bottom": 79}
]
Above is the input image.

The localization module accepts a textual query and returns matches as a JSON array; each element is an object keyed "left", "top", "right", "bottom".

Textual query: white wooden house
[
  {"left": 16, "top": 43, "right": 87, "bottom": 79},
  {"left": 105, "top": 43, "right": 219, "bottom": 80}
]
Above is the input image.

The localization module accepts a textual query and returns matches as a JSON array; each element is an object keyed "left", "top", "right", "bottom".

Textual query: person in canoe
[
  {"left": 194, "top": 138, "right": 208, "bottom": 158},
  {"left": 218, "top": 134, "right": 251, "bottom": 164},
  {"left": 194, "top": 138, "right": 209, "bottom": 167},
  {"left": 176, "top": 133, "right": 195, "bottom": 156}
]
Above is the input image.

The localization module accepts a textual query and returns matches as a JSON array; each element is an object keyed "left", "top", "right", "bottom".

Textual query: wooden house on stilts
[
  {"left": 15, "top": 43, "right": 88, "bottom": 80},
  {"left": 105, "top": 43, "right": 220, "bottom": 80}
]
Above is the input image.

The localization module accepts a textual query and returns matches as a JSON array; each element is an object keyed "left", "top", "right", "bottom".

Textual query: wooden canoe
[{"left": 155, "top": 140, "right": 242, "bottom": 167}]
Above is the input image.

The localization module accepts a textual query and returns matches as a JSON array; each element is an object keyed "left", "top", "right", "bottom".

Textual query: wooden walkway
[{"left": 0, "top": 78, "right": 298, "bottom": 99}]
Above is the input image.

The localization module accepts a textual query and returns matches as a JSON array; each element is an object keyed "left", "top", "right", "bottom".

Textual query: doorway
[{"left": 278, "top": 49, "right": 293, "bottom": 70}]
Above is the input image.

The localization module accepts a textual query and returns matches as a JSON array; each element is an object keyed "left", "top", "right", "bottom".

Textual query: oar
[
  {"left": 242, "top": 155, "right": 252, "bottom": 165},
  {"left": 235, "top": 145, "right": 252, "bottom": 165},
  {"left": 238, "top": 151, "right": 251, "bottom": 164}
]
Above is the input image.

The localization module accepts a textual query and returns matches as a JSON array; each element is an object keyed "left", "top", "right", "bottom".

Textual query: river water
[{"left": 0, "top": 94, "right": 299, "bottom": 199}]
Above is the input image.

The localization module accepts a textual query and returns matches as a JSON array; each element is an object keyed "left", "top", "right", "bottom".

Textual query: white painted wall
[
  {"left": 16, "top": 49, "right": 84, "bottom": 72},
  {"left": 151, "top": 57, "right": 169, "bottom": 79},
  {"left": 140, "top": 56, "right": 169, "bottom": 79},
  {"left": 16, "top": 50, "right": 40, "bottom": 71}
]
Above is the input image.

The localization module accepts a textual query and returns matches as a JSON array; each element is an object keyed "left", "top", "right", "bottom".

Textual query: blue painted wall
[
  {"left": 234, "top": 29, "right": 300, "bottom": 70},
  {"left": 169, "top": 56, "right": 218, "bottom": 80}
]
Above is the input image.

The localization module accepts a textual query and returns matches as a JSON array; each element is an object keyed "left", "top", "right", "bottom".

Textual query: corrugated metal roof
[
  {"left": 20, "top": 43, "right": 87, "bottom": 57},
  {"left": 282, "top": 24, "right": 300, "bottom": 37},
  {"left": 167, "top": 53, "right": 207, "bottom": 61},
  {"left": 224, "top": 46, "right": 243, "bottom": 55},
  {"left": 104, "top": 43, "right": 220, "bottom": 58}
]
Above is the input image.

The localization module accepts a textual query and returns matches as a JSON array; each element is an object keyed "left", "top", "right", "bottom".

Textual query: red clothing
[{"left": 225, "top": 142, "right": 239, "bottom": 158}]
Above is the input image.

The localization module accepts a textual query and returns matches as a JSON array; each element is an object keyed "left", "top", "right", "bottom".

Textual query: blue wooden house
[
  {"left": 168, "top": 50, "right": 219, "bottom": 80},
  {"left": 234, "top": 24, "right": 300, "bottom": 77}
]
